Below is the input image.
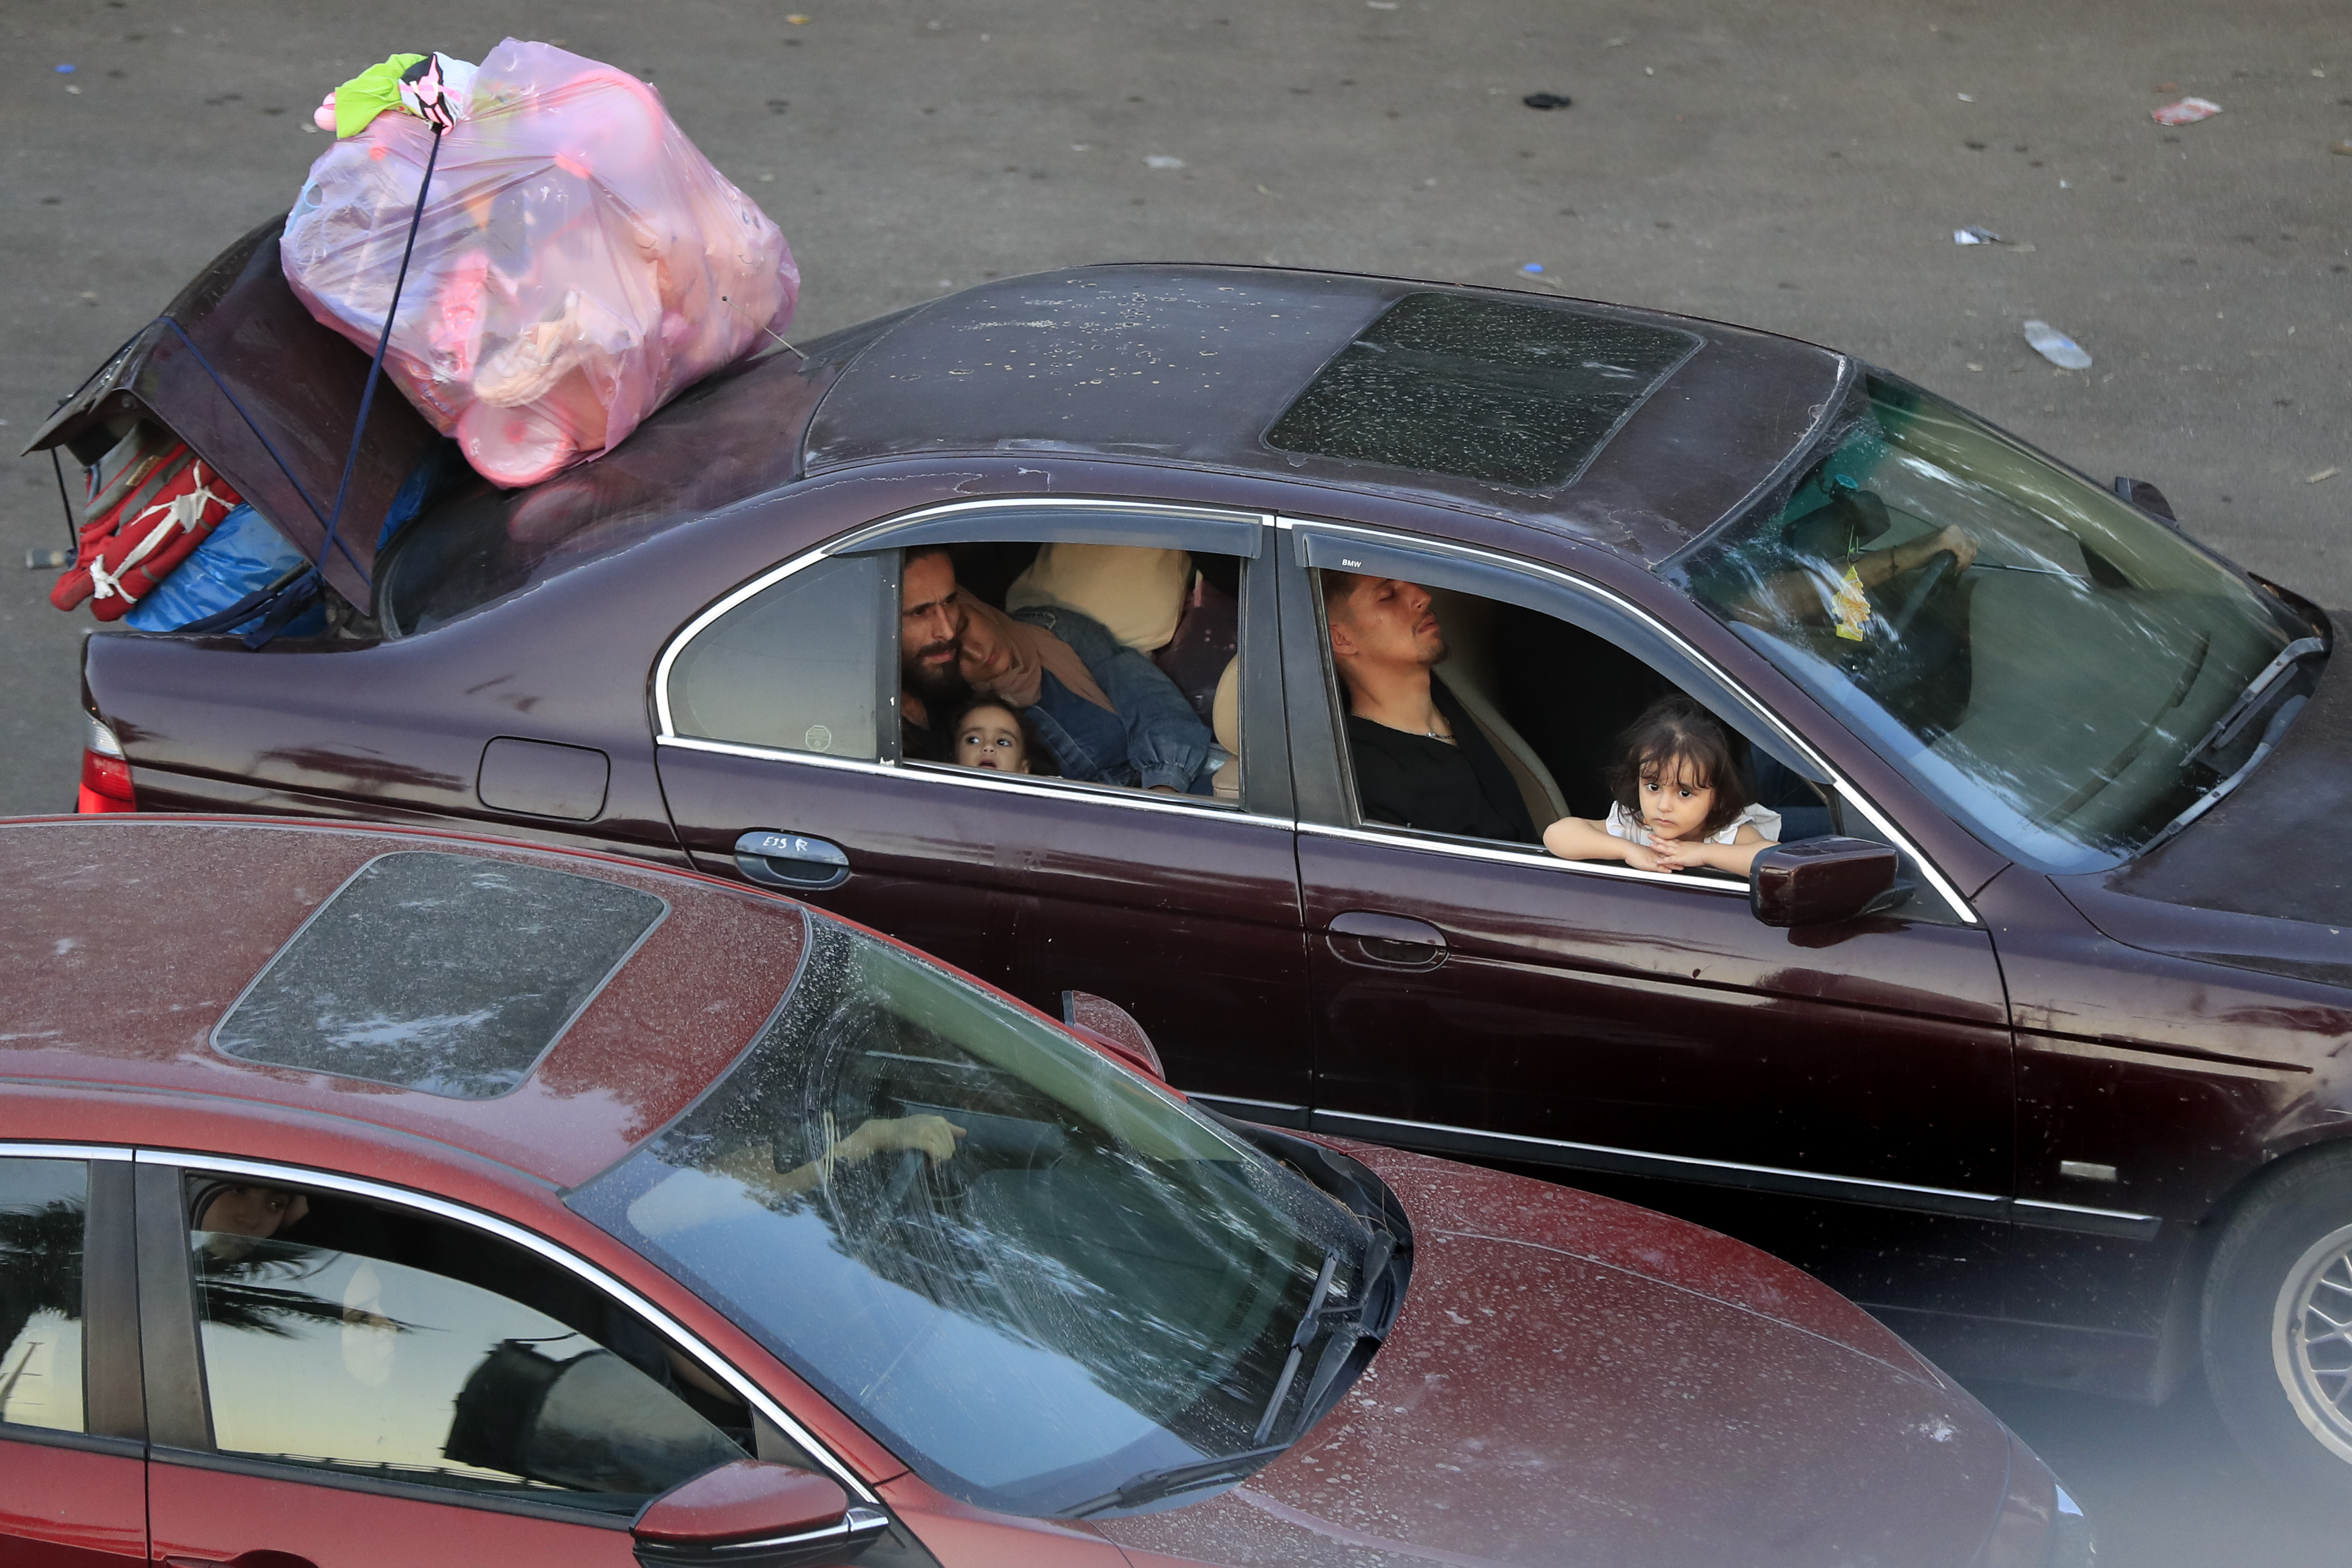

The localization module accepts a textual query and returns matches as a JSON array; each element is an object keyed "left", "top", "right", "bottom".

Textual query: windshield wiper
[
  {"left": 2190, "top": 636, "right": 2326, "bottom": 766},
  {"left": 1062, "top": 1443, "right": 1292, "bottom": 1518},
  {"left": 1249, "top": 1252, "right": 1341, "bottom": 1446},
  {"left": 2144, "top": 693, "right": 2309, "bottom": 856},
  {"left": 1064, "top": 1243, "right": 1389, "bottom": 1519}
]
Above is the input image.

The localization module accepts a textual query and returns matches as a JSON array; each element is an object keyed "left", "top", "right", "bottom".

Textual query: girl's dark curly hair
[{"left": 1606, "top": 695, "right": 1752, "bottom": 839}]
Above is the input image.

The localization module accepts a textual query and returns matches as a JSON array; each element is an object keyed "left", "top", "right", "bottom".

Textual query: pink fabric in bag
[{"left": 282, "top": 40, "right": 797, "bottom": 488}]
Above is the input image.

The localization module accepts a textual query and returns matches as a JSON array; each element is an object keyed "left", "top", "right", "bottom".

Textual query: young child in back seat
[
  {"left": 950, "top": 697, "right": 1056, "bottom": 776},
  {"left": 1542, "top": 696, "right": 1779, "bottom": 879}
]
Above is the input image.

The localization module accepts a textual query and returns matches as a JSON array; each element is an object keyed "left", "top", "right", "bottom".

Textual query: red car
[{"left": 0, "top": 816, "right": 2085, "bottom": 1568}]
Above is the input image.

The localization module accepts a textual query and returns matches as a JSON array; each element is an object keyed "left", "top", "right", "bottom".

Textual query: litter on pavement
[
  {"left": 1521, "top": 263, "right": 1545, "bottom": 274},
  {"left": 2021, "top": 320, "right": 2092, "bottom": 369},
  {"left": 1522, "top": 92, "right": 1572, "bottom": 110},
  {"left": 2151, "top": 97, "right": 2223, "bottom": 126},
  {"left": 2307, "top": 467, "right": 2340, "bottom": 484},
  {"left": 1954, "top": 227, "right": 2035, "bottom": 252}
]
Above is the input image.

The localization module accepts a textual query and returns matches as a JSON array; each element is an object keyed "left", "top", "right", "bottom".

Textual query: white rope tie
[{"left": 88, "top": 462, "right": 232, "bottom": 605}]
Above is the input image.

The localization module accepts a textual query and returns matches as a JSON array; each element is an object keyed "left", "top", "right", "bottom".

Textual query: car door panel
[
  {"left": 0, "top": 1439, "right": 147, "bottom": 1568},
  {"left": 1001, "top": 788, "right": 1307, "bottom": 1107},
  {"left": 1278, "top": 524, "right": 2017, "bottom": 1215},
  {"left": 662, "top": 750, "right": 1026, "bottom": 987},
  {"left": 655, "top": 502, "right": 1309, "bottom": 1109},
  {"left": 1302, "top": 833, "right": 2014, "bottom": 1194},
  {"left": 149, "top": 1461, "right": 637, "bottom": 1568}
]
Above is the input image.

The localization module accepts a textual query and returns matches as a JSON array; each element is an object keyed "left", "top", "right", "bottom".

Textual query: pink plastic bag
[{"left": 282, "top": 40, "right": 797, "bottom": 488}]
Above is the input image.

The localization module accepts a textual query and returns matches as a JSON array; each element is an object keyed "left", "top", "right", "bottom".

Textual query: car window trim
[
  {"left": 0, "top": 1142, "right": 132, "bottom": 1162},
  {"left": 1308, "top": 1109, "right": 2160, "bottom": 1240},
  {"left": 127, "top": 1149, "right": 879, "bottom": 1507},
  {"left": 148, "top": 1439, "right": 640, "bottom": 1532},
  {"left": 654, "top": 497, "right": 1269, "bottom": 737},
  {"left": 653, "top": 495, "right": 1295, "bottom": 822},
  {"left": 1297, "top": 820, "right": 1752, "bottom": 897},
  {"left": 655, "top": 733, "right": 1297, "bottom": 833},
  {"left": 1275, "top": 515, "right": 1978, "bottom": 924},
  {"left": 820, "top": 496, "right": 1269, "bottom": 559}
]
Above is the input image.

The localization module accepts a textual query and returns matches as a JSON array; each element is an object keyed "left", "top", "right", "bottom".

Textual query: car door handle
[
  {"left": 733, "top": 830, "right": 851, "bottom": 891},
  {"left": 1326, "top": 910, "right": 1448, "bottom": 969}
]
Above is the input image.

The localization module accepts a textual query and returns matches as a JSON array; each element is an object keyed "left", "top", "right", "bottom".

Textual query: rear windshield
[
  {"left": 374, "top": 322, "right": 891, "bottom": 635},
  {"left": 1264, "top": 291, "right": 1700, "bottom": 490},
  {"left": 213, "top": 851, "right": 665, "bottom": 1098}
]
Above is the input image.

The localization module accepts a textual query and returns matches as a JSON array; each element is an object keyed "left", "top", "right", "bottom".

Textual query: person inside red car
[
  {"left": 707, "top": 1113, "right": 965, "bottom": 1205},
  {"left": 191, "top": 1180, "right": 310, "bottom": 1239},
  {"left": 1324, "top": 572, "right": 1538, "bottom": 842}
]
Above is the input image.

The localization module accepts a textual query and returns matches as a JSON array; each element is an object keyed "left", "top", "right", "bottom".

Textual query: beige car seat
[
  {"left": 1001, "top": 541, "right": 1241, "bottom": 795},
  {"left": 1211, "top": 657, "right": 1241, "bottom": 799},
  {"left": 1424, "top": 587, "right": 1569, "bottom": 828}
]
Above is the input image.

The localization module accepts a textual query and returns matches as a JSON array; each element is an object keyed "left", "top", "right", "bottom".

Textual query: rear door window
[
  {"left": 0, "top": 1158, "right": 89, "bottom": 1434},
  {"left": 664, "top": 553, "right": 885, "bottom": 762}
]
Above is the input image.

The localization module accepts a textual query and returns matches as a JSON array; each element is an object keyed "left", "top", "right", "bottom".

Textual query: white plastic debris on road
[
  {"left": 2151, "top": 97, "right": 2223, "bottom": 126},
  {"left": 2021, "top": 320, "right": 2093, "bottom": 370}
]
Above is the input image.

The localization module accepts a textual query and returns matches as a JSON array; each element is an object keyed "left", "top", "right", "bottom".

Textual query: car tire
[{"left": 2204, "top": 1144, "right": 2352, "bottom": 1503}]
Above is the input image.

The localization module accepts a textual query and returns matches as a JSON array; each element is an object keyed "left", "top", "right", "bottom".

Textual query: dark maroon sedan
[
  {"left": 37, "top": 223, "right": 2352, "bottom": 1492},
  {"left": 0, "top": 816, "right": 2083, "bottom": 1567}
]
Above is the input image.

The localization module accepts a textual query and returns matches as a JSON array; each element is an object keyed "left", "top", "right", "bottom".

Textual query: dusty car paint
[
  {"left": 54, "top": 252, "right": 2351, "bottom": 1413},
  {"left": 0, "top": 816, "right": 2063, "bottom": 1567}
]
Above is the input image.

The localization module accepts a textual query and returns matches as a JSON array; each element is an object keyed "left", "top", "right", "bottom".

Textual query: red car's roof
[{"left": 0, "top": 816, "right": 804, "bottom": 1187}]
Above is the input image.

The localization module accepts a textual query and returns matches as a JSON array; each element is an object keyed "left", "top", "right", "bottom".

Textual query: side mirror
[
  {"left": 1062, "top": 990, "right": 1170, "bottom": 1083},
  {"left": 1750, "top": 837, "right": 1900, "bottom": 928},
  {"left": 2112, "top": 476, "right": 2177, "bottom": 524},
  {"left": 633, "top": 1460, "right": 888, "bottom": 1568}
]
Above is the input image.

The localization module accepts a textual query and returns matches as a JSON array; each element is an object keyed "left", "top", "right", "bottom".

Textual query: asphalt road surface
[{"left": 5, "top": 2, "right": 2349, "bottom": 1560}]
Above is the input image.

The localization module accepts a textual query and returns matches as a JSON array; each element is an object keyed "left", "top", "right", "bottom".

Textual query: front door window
[{"left": 184, "top": 1176, "right": 752, "bottom": 1514}]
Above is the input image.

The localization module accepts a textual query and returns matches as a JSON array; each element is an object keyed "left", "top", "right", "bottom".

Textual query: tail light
[{"left": 77, "top": 715, "right": 136, "bottom": 814}]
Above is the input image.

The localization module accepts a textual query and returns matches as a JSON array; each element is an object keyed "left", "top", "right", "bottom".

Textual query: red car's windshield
[{"left": 568, "top": 913, "right": 1384, "bottom": 1518}]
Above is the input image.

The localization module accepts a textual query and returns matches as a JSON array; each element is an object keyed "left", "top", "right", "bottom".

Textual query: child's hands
[
  {"left": 1646, "top": 838, "right": 1713, "bottom": 874},
  {"left": 1620, "top": 841, "right": 1672, "bottom": 873}
]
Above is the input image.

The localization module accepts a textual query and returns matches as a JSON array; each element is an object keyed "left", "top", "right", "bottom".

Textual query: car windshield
[
  {"left": 567, "top": 913, "right": 1375, "bottom": 1518},
  {"left": 1681, "top": 375, "right": 2316, "bottom": 873}
]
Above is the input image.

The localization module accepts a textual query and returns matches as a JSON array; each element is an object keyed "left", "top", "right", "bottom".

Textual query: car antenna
[{"left": 719, "top": 294, "right": 801, "bottom": 359}]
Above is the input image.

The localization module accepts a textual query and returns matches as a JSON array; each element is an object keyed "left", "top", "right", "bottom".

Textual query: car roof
[
  {"left": 805, "top": 263, "right": 1848, "bottom": 565},
  {"left": 0, "top": 817, "right": 805, "bottom": 1188}
]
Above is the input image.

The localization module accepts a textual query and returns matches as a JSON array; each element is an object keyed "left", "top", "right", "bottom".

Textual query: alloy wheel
[{"left": 2273, "top": 1221, "right": 2352, "bottom": 1464}]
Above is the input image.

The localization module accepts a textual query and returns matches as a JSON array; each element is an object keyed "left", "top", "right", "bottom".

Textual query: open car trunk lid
[{"left": 21, "top": 216, "right": 440, "bottom": 614}]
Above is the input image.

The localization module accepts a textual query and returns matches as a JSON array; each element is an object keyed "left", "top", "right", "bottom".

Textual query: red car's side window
[
  {"left": 0, "top": 1156, "right": 90, "bottom": 1435},
  {"left": 183, "top": 1178, "right": 758, "bottom": 1516}
]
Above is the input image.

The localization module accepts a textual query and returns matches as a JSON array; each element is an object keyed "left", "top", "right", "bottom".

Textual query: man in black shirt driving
[{"left": 1323, "top": 573, "right": 1537, "bottom": 843}]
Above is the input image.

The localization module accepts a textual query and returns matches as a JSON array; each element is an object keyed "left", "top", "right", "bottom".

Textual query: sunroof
[
  {"left": 214, "top": 852, "right": 666, "bottom": 1100},
  {"left": 1263, "top": 291, "right": 1703, "bottom": 490}
]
